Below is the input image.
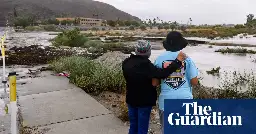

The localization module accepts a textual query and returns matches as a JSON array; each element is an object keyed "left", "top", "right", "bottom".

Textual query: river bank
[
  {"left": 2, "top": 30, "right": 256, "bottom": 88},
  {"left": 1, "top": 29, "right": 256, "bottom": 133}
]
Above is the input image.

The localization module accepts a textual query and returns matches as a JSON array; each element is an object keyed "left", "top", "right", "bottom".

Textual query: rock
[
  {"left": 95, "top": 51, "right": 129, "bottom": 69},
  {"left": 112, "top": 104, "right": 117, "bottom": 107}
]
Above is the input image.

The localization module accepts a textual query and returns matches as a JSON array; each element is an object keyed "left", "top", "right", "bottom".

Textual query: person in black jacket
[{"left": 122, "top": 40, "right": 187, "bottom": 134}]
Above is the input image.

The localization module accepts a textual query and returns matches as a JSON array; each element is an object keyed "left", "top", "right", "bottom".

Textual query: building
[
  {"left": 222, "top": 24, "right": 235, "bottom": 28},
  {"left": 79, "top": 17, "right": 103, "bottom": 27},
  {"left": 56, "top": 18, "right": 75, "bottom": 22}
]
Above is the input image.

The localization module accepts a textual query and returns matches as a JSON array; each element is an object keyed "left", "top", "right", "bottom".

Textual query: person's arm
[
  {"left": 149, "top": 58, "right": 182, "bottom": 79},
  {"left": 191, "top": 77, "right": 199, "bottom": 86}
]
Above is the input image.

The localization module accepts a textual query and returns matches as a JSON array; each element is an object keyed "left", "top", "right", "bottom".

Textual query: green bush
[
  {"left": 215, "top": 47, "right": 256, "bottom": 54},
  {"left": 158, "top": 25, "right": 164, "bottom": 30},
  {"left": 83, "top": 32, "right": 94, "bottom": 37},
  {"left": 91, "top": 27, "right": 99, "bottom": 31},
  {"left": 83, "top": 40, "right": 103, "bottom": 48},
  {"left": 50, "top": 56, "right": 126, "bottom": 94},
  {"left": 43, "top": 25, "right": 57, "bottom": 31},
  {"left": 164, "top": 25, "right": 170, "bottom": 30},
  {"left": 51, "top": 28, "right": 89, "bottom": 47},
  {"left": 129, "top": 25, "right": 135, "bottom": 30},
  {"left": 140, "top": 25, "right": 147, "bottom": 31},
  {"left": 24, "top": 26, "right": 44, "bottom": 31}
]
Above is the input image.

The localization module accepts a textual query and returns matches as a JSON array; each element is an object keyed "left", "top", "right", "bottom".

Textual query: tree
[
  {"left": 164, "top": 25, "right": 170, "bottom": 30},
  {"left": 246, "top": 14, "right": 256, "bottom": 28},
  {"left": 130, "top": 21, "right": 140, "bottom": 27},
  {"left": 180, "top": 25, "right": 187, "bottom": 32},
  {"left": 13, "top": 16, "right": 31, "bottom": 28},
  {"left": 129, "top": 25, "right": 135, "bottom": 30},
  {"left": 107, "top": 20, "right": 117, "bottom": 27},
  {"left": 170, "top": 23, "right": 176, "bottom": 31},
  {"left": 148, "top": 19, "right": 152, "bottom": 26},
  {"left": 247, "top": 14, "right": 254, "bottom": 24},
  {"left": 74, "top": 18, "right": 81, "bottom": 25},
  {"left": 158, "top": 25, "right": 163, "bottom": 30},
  {"left": 234, "top": 24, "right": 245, "bottom": 29},
  {"left": 124, "top": 20, "right": 132, "bottom": 26},
  {"left": 118, "top": 20, "right": 125, "bottom": 26},
  {"left": 48, "top": 19, "right": 60, "bottom": 25},
  {"left": 140, "top": 25, "right": 147, "bottom": 31},
  {"left": 13, "top": 7, "right": 18, "bottom": 17},
  {"left": 153, "top": 18, "right": 157, "bottom": 26}
]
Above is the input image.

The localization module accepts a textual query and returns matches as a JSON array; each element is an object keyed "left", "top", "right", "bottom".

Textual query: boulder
[{"left": 95, "top": 51, "right": 129, "bottom": 69}]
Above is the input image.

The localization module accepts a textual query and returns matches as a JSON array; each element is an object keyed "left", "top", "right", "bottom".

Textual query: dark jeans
[{"left": 127, "top": 104, "right": 152, "bottom": 134}]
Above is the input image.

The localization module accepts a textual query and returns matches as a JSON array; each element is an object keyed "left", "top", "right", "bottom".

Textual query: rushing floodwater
[
  {"left": 0, "top": 27, "right": 4, "bottom": 37},
  {"left": 186, "top": 34, "right": 256, "bottom": 45}
]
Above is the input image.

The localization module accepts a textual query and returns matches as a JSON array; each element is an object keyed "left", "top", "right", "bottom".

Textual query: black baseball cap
[{"left": 163, "top": 31, "right": 188, "bottom": 52}]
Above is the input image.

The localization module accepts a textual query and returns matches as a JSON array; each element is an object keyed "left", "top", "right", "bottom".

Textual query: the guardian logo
[{"left": 168, "top": 102, "right": 242, "bottom": 126}]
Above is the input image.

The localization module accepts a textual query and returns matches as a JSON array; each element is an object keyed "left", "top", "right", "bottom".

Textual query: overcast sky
[{"left": 96, "top": 0, "right": 255, "bottom": 25}]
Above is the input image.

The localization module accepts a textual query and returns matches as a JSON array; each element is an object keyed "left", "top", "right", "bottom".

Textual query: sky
[{"left": 95, "top": 0, "right": 256, "bottom": 25}]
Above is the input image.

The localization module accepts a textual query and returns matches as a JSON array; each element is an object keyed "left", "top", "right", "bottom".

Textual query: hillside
[{"left": 0, "top": 0, "right": 140, "bottom": 26}]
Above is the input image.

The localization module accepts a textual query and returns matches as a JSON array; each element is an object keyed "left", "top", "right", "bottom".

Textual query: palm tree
[{"left": 153, "top": 18, "right": 156, "bottom": 26}]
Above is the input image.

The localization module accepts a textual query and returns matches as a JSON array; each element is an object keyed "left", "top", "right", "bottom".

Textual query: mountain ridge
[{"left": 0, "top": 0, "right": 140, "bottom": 26}]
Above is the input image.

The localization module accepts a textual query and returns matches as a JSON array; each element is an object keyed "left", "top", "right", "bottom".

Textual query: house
[
  {"left": 56, "top": 18, "right": 75, "bottom": 22},
  {"left": 79, "top": 17, "right": 103, "bottom": 27},
  {"left": 222, "top": 24, "right": 235, "bottom": 28},
  {"left": 55, "top": 17, "right": 103, "bottom": 27}
]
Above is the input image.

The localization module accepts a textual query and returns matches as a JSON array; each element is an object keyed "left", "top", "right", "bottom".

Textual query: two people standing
[{"left": 122, "top": 31, "right": 199, "bottom": 134}]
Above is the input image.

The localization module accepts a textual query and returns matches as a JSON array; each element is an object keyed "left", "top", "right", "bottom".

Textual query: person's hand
[{"left": 177, "top": 51, "right": 187, "bottom": 61}]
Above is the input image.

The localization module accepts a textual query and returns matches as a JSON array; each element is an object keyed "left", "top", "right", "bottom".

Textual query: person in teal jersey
[{"left": 153, "top": 31, "right": 199, "bottom": 134}]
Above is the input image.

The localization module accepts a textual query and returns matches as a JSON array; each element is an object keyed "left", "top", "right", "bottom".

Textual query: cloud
[{"left": 96, "top": 0, "right": 256, "bottom": 25}]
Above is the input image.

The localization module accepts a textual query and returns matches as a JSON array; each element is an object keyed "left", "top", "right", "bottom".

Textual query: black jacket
[{"left": 122, "top": 54, "right": 182, "bottom": 107}]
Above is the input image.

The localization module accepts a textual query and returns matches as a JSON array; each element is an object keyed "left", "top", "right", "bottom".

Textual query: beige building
[
  {"left": 79, "top": 17, "right": 103, "bottom": 27},
  {"left": 56, "top": 18, "right": 75, "bottom": 22}
]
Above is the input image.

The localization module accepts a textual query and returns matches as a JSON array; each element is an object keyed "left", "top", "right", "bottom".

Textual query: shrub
[
  {"left": 215, "top": 47, "right": 256, "bottom": 54},
  {"left": 50, "top": 56, "right": 126, "bottom": 95},
  {"left": 24, "top": 26, "right": 44, "bottom": 31},
  {"left": 140, "top": 25, "right": 147, "bottom": 31},
  {"left": 158, "top": 25, "right": 163, "bottom": 30},
  {"left": 91, "top": 27, "right": 99, "bottom": 31},
  {"left": 43, "top": 25, "right": 57, "bottom": 31},
  {"left": 51, "top": 28, "right": 89, "bottom": 47},
  {"left": 83, "top": 32, "right": 94, "bottom": 37},
  {"left": 206, "top": 67, "right": 220, "bottom": 75},
  {"left": 13, "top": 16, "right": 31, "bottom": 28},
  {"left": 83, "top": 40, "right": 105, "bottom": 53},
  {"left": 83, "top": 40, "right": 103, "bottom": 48},
  {"left": 129, "top": 25, "right": 135, "bottom": 30},
  {"left": 164, "top": 25, "right": 170, "bottom": 30}
]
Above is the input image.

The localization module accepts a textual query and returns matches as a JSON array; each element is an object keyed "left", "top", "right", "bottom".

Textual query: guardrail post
[{"left": 9, "top": 72, "right": 17, "bottom": 134}]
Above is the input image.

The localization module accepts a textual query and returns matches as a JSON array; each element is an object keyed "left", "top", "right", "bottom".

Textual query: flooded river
[
  {"left": 1, "top": 30, "right": 256, "bottom": 88},
  {"left": 150, "top": 45, "right": 256, "bottom": 88}
]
